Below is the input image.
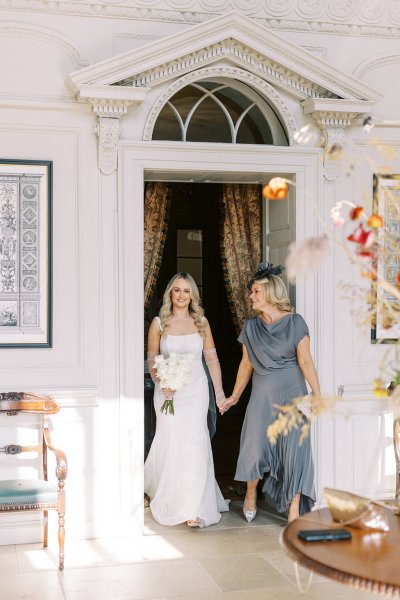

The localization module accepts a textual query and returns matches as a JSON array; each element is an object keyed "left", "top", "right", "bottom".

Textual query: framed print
[
  {"left": 371, "top": 173, "right": 400, "bottom": 344},
  {"left": 0, "top": 159, "right": 52, "bottom": 347}
]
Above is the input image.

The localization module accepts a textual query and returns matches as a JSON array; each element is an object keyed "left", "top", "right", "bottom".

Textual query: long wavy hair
[
  {"left": 252, "top": 274, "right": 293, "bottom": 313},
  {"left": 159, "top": 272, "right": 206, "bottom": 337}
]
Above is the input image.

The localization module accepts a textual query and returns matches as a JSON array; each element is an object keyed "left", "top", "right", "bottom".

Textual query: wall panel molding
[
  {"left": 0, "top": 125, "right": 85, "bottom": 373},
  {"left": 0, "top": 21, "right": 89, "bottom": 69}
]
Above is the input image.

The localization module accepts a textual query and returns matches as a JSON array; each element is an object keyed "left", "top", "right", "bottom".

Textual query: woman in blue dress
[{"left": 221, "top": 264, "right": 321, "bottom": 522}]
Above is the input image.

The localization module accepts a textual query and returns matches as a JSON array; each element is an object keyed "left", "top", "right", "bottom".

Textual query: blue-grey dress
[{"left": 234, "top": 313, "right": 316, "bottom": 515}]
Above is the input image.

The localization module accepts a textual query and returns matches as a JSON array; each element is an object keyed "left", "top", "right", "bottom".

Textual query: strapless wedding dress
[{"left": 144, "top": 330, "right": 229, "bottom": 527}]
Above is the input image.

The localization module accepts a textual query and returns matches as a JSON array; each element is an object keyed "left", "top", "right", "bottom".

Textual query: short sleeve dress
[{"left": 234, "top": 313, "right": 315, "bottom": 515}]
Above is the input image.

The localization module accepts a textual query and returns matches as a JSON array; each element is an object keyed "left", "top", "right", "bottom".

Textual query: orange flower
[
  {"left": 397, "top": 273, "right": 400, "bottom": 288},
  {"left": 349, "top": 206, "right": 363, "bottom": 220},
  {"left": 361, "top": 270, "right": 377, "bottom": 281},
  {"left": 262, "top": 177, "right": 289, "bottom": 200},
  {"left": 367, "top": 214, "right": 384, "bottom": 228}
]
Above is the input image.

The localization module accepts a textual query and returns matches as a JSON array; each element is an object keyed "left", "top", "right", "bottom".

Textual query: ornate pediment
[
  {"left": 68, "top": 12, "right": 381, "bottom": 104},
  {"left": 67, "top": 12, "right": 381, "bottom": 175}
]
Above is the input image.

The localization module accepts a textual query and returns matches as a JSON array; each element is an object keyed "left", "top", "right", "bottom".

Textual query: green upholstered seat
[
  {"left": 0, "top": 395, "right": 66, "bottom": 570},
  {"left": 0, "top": 479, "right": 57, "bottom": 507}
]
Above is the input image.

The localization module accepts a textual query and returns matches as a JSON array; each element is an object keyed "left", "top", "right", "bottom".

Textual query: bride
[{"left": 145, "top": 272, "right": 229, "bottom": 527}]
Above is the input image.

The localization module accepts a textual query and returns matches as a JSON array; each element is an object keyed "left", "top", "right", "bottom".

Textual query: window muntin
[{"left": 152, "top": 80, "right": 287, "bottom": 145}]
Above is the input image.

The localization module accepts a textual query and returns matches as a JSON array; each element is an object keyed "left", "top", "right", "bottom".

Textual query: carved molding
[
  {"left": 77, "top": 94, "right": 143, "bottom": 174},
  {"left": 143, "top": 66, "right": 298, "bottom": 145},
  {"left": 68, "top": 13, "right": 382, "bottom": 107},
  {"left": 117, "top": 39, "right": 338, "bottom": 101},
  {"left": 0, "top": 21, "right": 89, "bottom": 69},
  {"left": 302, "top": 97, "right": 374, "bottom": 180},
  {"left": 96, "top": 117, "right": 120, "bottom": 175},
  {"left": 353, "top": 52, "right": 400, "bottom": 79},
  {"left": 89, "top": 97, "right": 132, "bottom": 117},
  {"left": 4, "top": 1, "right": 400, "bottom": 37},
  {"left": 311, "top": 110, "right": 357, "bottom": 181}
]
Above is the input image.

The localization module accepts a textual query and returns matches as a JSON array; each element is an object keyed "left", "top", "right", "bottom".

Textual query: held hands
[
  {"left": 219, "top": 394, "right": 238, "bottom": 415},
  {"left": 215, "top": 391, "right": 226, "bottom": 410}
]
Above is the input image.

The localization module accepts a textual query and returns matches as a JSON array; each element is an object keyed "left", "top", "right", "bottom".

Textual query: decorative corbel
[
  {"left": 312, "top": 111, "right": 356, "bottom": 181},
  {"left": 302, "top": 99, "right": 375, "bottom": 182},
  {"left": 72, "top": 85, "right": 147, "bottom": 175},
  {"left": 89, "top": 99, "right": 132, "bottom": 176}
]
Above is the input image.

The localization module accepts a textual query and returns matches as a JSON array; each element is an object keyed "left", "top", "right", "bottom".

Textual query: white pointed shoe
[
  {"left": 243, "top": 490, "right": 257, "bottom": 522},
  {"left": 243, "top": 505, "right": 257, "bottom": 522}
]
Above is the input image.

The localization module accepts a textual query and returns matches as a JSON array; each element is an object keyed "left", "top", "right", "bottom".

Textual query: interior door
[{"left": 264, "top": 175, "right": 296, "bottom": 306}]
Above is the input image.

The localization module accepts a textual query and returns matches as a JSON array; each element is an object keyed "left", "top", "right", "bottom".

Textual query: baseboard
[{"left": 0, "top": 513, "right": 43, "bottom": 545}]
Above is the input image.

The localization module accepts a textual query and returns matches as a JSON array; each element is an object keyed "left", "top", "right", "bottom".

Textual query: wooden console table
[{"left": 281, "top": 507, "right": 400, "bottom": 596}]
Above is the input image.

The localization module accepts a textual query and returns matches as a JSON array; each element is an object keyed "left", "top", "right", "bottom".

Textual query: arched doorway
[{"left": 143, "top": 78, "right": 295, "bottom": 500}]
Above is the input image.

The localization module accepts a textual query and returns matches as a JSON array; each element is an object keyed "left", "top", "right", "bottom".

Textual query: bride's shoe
[
  {"left": 187, "top": 519, "right": 200, "bottom": 528},
  {"left": 243, "top": 492, "right": 257, "bottom": 523}
]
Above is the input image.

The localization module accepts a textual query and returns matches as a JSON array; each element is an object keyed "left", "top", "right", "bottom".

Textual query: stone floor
[{"left": 0, "top": 502, "right": 369, "bottom": 600}]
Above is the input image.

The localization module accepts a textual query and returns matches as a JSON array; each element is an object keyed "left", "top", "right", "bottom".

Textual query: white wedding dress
[{"left": 144, "top": 325, "right": 229, "bottom": 527}]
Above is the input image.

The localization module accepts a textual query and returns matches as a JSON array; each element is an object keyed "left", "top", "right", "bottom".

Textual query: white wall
[{"left": 0, "top": 3, "right": 399, "bottom": 544}]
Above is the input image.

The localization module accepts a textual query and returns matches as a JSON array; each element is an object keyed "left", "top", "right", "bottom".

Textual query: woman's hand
[
  {"left": 162, "top": 388, "right": 176, "bottom": 400},
  {"left": 219, "top": 395, "right": 238, "bottom": 415},
  {"left": 215, "top": 391, "right": 226, "bottom": 409}
]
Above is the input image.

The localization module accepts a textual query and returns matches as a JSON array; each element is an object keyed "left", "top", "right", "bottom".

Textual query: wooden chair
[
  {"left": 0, "top": 392, "right": 67, "bottom": 570},
  {"left": 395, "top": 417, "right": 400, "bottom": 499}
]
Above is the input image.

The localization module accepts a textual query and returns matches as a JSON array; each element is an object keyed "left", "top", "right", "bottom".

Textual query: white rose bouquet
[{"left": 153, "top": 352, "right": 194, "bottom": 415}]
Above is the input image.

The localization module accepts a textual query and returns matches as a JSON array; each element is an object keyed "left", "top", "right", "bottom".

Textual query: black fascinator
[{"left": 247, "top": 262, "right": 285, "bottom": 289}]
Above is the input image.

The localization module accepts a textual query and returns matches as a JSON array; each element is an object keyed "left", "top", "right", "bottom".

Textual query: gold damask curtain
[
  {"left": 220, "top": 184, "right": 262, "bottom": 335},
  {"left": 144, "top": 182, "right": 171, "bottom": 310}
]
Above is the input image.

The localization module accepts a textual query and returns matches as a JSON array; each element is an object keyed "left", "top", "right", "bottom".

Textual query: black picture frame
[{"left": 0, "top": 159, "right": 52, "bottom": 348}]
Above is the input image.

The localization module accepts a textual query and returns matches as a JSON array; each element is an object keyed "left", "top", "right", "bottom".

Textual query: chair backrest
[
  {"left": 0, "top": 392, "right": 59, "bottom": 416},
  {"left": 0, "top": 392, "right": 60, "bottom": 480}
]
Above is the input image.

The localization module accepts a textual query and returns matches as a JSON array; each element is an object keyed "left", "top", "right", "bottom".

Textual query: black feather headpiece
[{"left": 247, "top": 262, "right": 285, "bottom": 289}]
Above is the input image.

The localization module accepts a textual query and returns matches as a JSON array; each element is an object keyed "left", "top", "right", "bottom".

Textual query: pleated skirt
[{"left": 234, "top": 366, "right": 315, "bottom": 515}]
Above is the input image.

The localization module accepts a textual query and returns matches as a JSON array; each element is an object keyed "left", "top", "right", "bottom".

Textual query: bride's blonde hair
[
  {"left": 159, "top": 272, "right": 206, "bottom": 337},
  {"left": 252, "top": 275, "right": 293, "bottom": 313}
]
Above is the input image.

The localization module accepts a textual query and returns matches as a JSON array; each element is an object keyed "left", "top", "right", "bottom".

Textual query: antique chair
[
  {"left": 395, "top": 417, "right": 400, "bottom": 499},
  {"left": 0, "top": 392, "right": 67, "bottom": 570}
]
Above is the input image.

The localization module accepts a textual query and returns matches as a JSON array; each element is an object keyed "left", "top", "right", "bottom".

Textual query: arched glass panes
[{"left": 152, "top": 80, "right": 288, "bottom": 145}]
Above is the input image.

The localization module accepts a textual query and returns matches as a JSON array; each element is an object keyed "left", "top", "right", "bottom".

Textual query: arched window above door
[{"left": 152, "top": 79, "right": 288, "bottom": 145}]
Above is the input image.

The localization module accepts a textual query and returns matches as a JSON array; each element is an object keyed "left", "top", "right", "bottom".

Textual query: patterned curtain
[
  {"left": 220, "top": 184, "right": 262, "bottom": 335},
  {"left": 144, "top": 182, "right": 171, "bottom": 310}
]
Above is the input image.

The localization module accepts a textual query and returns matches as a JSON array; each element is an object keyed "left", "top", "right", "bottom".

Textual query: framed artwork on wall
[
  {"left": 371, "top": 173, "right": 400, "bottom": 344},
  {"left": 0, "top": 159, "right": 52, "bottom": 348}
]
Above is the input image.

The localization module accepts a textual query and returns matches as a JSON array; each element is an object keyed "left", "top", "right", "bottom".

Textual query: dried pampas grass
[{"left": 285, "top": 235, "right": 330, "bottom": 284}]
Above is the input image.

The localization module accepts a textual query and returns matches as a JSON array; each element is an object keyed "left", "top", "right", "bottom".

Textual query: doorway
[
  {"left": 119, "top": 140, "right": 320, "bottom": 531},
  {"left": 145, "top": 182, "right": 258, "bottom": 495}
]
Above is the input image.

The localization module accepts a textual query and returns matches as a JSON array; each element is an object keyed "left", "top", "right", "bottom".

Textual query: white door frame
[{"left": 118, "top": 140, "right": 324, "bottom": 531}]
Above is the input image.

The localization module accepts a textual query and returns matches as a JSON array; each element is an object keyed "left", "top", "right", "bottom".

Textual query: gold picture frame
[{"left": 371, "top": 173, "right": 400, "bottom": 344}]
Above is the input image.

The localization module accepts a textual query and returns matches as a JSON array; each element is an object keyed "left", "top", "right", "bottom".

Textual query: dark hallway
[{"left": 145, "top": 182, "right": 253, "bottom": 497}]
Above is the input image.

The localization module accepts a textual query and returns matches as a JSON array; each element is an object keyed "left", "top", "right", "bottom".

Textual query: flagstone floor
[{"left": 0, "top": 502, "right": 369, "bottom": 600}]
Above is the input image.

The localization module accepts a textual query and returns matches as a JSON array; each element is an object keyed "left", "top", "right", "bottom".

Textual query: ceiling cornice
[{"left": 4, "top": 1, "right": 400, "bottom": 38}]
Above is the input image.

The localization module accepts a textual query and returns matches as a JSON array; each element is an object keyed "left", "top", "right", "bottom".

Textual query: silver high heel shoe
[
  {"left": 243, "top": 492, "right": 257, "bottom": 522},
  {"left": 243, "top": 505, "right": 257, "bottom": 522}
]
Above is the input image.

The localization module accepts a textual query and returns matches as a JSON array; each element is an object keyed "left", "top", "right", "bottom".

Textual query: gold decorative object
[{"left": 324, "top": 488, "right": 391, "bottom": 532}]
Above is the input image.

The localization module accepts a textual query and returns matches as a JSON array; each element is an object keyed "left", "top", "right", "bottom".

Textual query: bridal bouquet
[{"left": 153, "top": 352, "right": 194, "bottom": 415}]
